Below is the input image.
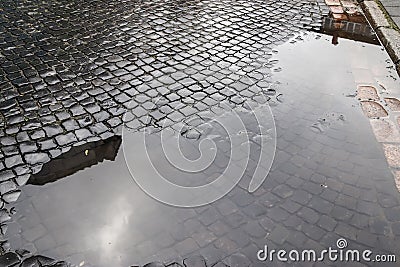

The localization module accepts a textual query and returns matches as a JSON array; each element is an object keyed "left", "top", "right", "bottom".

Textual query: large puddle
[{"left": 5, "top": 32, "right": 400, "bottom": 266}]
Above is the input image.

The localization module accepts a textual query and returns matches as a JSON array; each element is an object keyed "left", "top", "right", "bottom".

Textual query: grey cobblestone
[
  {"left": 380, "top": 0, "right": 400, "bottom": 28},
  {"left": 0, "top": 0, "right": 398, "bottom": 266}
]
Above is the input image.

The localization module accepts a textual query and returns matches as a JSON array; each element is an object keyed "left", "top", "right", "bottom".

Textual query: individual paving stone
[
  {"left": 39, "top": 139, "right": 57, "bottom": 150},
  {"left": 0, "top": 209, "right": 11, "bottom": 223},
  {"left": 330, "top": 5, "right": 344, "bottom": 14},
  {"left": 166, "top": 262, "right": 183, "bottom": 267},
  {"left": 297, "top": 207, "right": 320, "bottom": 224},
  {"left": 43, "top": 125, "right": 63, "bottom": 138},
  {"left": 360, "top": 101, "right": 388, "bottom": 118},
  {"left": 383, "top": 207, "right": 400, "bottom": 222},
  {"left": 283, "top": 214, "right": 304, "bottom": 229},
  {"left": 2, "top": 190, "right": 21, "bottom": 203},
  {"left": 24, "top": 152, "right": 50, "bottom": 165},
  {"left": 302, "top": 223, "right": 326, "bottom": 240},
  {"left": 356, "top": 85, "right": 379, "bottom": 101},
  {"left": 356, "top": 231, "right": 378, "bottom": 247},
  {"left": 152, "top": 232, "right": 175, "bottom": 250},
  {"left": 369, "top": 217, "right": 391, "bottom": 236},
  {"left": 267, "top": 225, "right": 290, "bottom": 245},
  {"left": 370, "top": 118, "right": 400, "bottom": 143},
  {"left": 0, "top": 180, "right": 17, "bottom": 195},
  {"left": 384, "top": 97, "right": 400, "bottom": 111},
  {"left": 21, "top": 223, "right": 47, "bottom": 243},
  {"left": 330, "top": 205, "right": 354, "bottom": 221},
  {"left": 16, "top": 132, "right": 30, "bottom": 143},
  {"left": 223, "top": 212, "right": 247, "bottom": 229},
  {"left": 0, "top": 170, "right": 15, "bottom": 182},
  {"left": 317, "top": 214, "right": 338, "bottom": 231},
  {"left": 325, "top": 0, "right": 341, "bottom": 5},
  {"left": 290, "top": 189, "right": 312, "bottom": 205},
  {"left": 55, "top": 111, "right": 71, "bottom": 121},
  {"left": 89, "top": 122, "right": 109, "bottom": 135},
  {"left": 215, "top": 199, "right": 238, "bottom": 216},
  {"left": 15, "top": 174, "right": 30, "bottom": 186},
  {"left": 222, "top": 253, "right": 251, "bottom": 267},
  {"left": 3, "top": 145, "right": 19, "bottom": 157},
  {"left": 334, "top": 222, "right": 358, "bottom": 241},
  {"left": 242, "top": 221, "right": 265, "bottom": 238},
  {"left": 280, "top": 199, "right": 302, "bottom": 214},
  {"left": 183, "top": 255, "right": 207, "bottom": 267},
  {"left": 214, "top": 237, "right": 238, "bottom": 255},
  {"left": 20, "top": 142, "right": 38, "bottom": 155},
  {"left": 74, "top": 129, "right": 93, "bottom": 141},
  {"left": 30, "top": 130, "right": 46, "bottom": 140},
  {"left": 198, "top": 207, "right": 221, "bottom": 226},
  {"left": 192, "top": 231, "right": 217, "bottom": 248},
  {"left": 382, "top": 144, "right": 400, "bottom": 167},
  {"left": 266, "top": 206, "right": 290, "bottom": 222},
  {"left": 308, "top": 196, "right": 334, "bottom": 214},
  {"left": 392, "top": 222, "right": 400, "bottom": 235},
  {"left": 377, "top": 192, "right": 399, "bottom": 208},
  {"left": 335, "top": 194, "right": 357, "bottom": 210},
  {"left": 226, "top": 229, "right": 251, "bottom": 249},
  {"left": 357, "top": 200, "right": 380, "bottom": 216},
  {"left": 229, "top": 192, "right": 255, "bottom": 207},
  {"left": 208, "top": 221, "right": 231, "bottom": 237},
  {"left": 0, "top": 252, "right": 20, "bottom": 267},
  {"left": 20, "top": 256, "right": 56, "bottom": 267},
  {"left": 174, "top": 238, "right": 200, "bottom": 257},
  {"left": 14, "top": 165, "right": 30, "bottom": 176},
  {"left": 272, "top": 184, "right": 294, "bottom": 199},
  {"left": 62, "top": 119, "right": 80, "bottom": 131},
  {"left": 242, "top": 203, "right": 267, "bottom": 218},
  {"left": 5, "top": 154, "right": 24, "bottom": 168},
  {"left": 55, "top": 133, "right": 78, "bottom": 146},
  {"left": 0, "top": 136, "right": 16, "bottom": 146}
]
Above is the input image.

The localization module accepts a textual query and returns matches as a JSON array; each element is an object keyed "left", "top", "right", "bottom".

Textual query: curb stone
[{"left": 361, "top": 0, "right": 400, "bottom": 75}]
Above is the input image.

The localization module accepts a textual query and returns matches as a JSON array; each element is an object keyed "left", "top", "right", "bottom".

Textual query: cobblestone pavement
[
  {"left": 1, "top": 0, "right": 400, "bottom": 266},
  {"left": 0, "top": 0, "right": 325, "bottom": 184},
  {"left": 380, "top": 0, "right": 400, "bottom": 28},
  {"left": 5, "top": 34, "right": 400, "bottom": 267}
]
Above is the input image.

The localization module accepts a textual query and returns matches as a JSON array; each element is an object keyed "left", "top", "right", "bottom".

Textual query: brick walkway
[{"left": 380, "top": 0, "right": 400, "bottom": 28}]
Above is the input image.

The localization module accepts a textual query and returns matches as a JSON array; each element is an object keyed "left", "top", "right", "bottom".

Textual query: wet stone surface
[
  {"left": 0, "top": 0, "right": 325, "bottom": 178},
  {"left": 384, "top": 97, "right": 400, "bottom": 112},
  {"left": 357, "top": 85, "right": 380, "bottom": 101},
  {"left": 1, "top": 33, "right": 399, "bottom": 267},
  {"left": 0, "top": 0, "right": 400, "bottom": 266},
  {"left": 0, "top": 0, "right": 326, "bottom": 259},
  {"left": 0, "top": 252, "right": 66, "bottom": 267},
  {"left": 360, "top": 101, "right": 389, "bottom": 118}
]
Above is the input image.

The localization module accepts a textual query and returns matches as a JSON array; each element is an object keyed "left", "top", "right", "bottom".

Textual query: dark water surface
[{"left": 6, "top": 33, "right": 400, "bottom": 267}]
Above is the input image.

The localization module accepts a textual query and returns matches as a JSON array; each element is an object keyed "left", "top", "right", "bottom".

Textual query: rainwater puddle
[{"left": 6, "top": 32, "right": 400, "bottom": 267}]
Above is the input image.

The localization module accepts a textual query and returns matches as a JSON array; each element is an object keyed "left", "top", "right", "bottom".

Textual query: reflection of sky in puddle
[
  {"left": 122, "top": 101, "right": 276, "bottom": 207},
  {"left": 14, "top": 155, "right": 176, "bottom": 266},
  {"left": 7, "top": 32, "right": 400, "bottom": 267}
]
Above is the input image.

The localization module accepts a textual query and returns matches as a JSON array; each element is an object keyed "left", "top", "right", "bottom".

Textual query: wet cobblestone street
[{"left": 0, "top": 0, "right": 400, "bottom": 266}]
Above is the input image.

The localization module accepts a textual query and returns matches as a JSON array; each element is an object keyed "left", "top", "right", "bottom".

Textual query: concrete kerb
[{"left": 361, "top": 0, "right": 400, "bottom": 75}]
